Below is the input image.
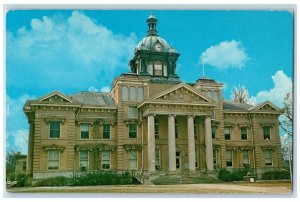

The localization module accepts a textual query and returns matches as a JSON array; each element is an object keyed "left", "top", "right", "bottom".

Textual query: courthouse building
[{"left": 24, "top": 14, "right": 283, "bottom": 184}]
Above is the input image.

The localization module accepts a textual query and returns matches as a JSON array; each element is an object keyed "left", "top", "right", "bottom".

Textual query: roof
[
  {"left": 69, "top": 92, "right": 116, "bottom": 107},
  {"left": 223, "top": 100, "right": 253, "bottom": 111}
]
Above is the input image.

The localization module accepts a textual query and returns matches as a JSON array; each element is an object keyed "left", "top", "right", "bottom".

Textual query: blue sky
[{"left": 6, "top": 10, "right": 293, "bottom": 154}]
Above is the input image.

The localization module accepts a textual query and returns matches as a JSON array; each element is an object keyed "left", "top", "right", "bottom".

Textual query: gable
[
  {"left": 153, "top": 83, "right": 211, "bottom": 103},
  {"left": 258, "top": 103, "right": 277, "bottom": 111},
  {"left": 251, "top": 101, "right": 281, "bottom": 111},
  {"left": 38, "top": 91, "right": 76, "bottom": 103}
]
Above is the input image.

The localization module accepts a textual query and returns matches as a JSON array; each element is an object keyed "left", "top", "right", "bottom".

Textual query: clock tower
[{"left": 129, "top": 14, "right": 180, "bottom": 81}]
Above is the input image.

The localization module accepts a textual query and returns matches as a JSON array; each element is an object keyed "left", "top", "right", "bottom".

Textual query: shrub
[
  {"left": 218, "top": 168, "right": 250, "bottom": 182},
  {"left": 36, "top": 176, "right": 71, "bottom": 187},
  {"left": 218, "top": 169, "right": 232, "bottom": 182},
  {"left": 262, "top": 170, "right": 290, "bottom": 180},
  {"left": 15, "top": 174, "right": 27, "bottom": 187}
]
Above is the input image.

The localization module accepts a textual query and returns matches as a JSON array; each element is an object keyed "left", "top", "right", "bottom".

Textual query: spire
[{"left": 147, "top": 13, "right": 158, "bottom": 36}]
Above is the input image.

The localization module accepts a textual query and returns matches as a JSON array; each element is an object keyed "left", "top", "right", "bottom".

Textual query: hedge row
[
  {"left": 36, "top": 171, "right": 137, "bottom": 186},
  {"left": 261, "top": 170, "right": 290, "bottom": 180}
]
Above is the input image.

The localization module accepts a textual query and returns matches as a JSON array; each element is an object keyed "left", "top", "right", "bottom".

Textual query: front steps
[{"left": 149, "top": 172, "right": 222, "bottom": 185}]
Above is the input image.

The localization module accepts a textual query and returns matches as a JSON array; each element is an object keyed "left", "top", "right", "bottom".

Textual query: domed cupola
[{"left": 129, "top": 14, "right": 180, "bottom": 80}]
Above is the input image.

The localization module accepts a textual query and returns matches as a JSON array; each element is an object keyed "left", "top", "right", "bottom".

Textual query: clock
[{"left": 154, "top": 43, "right": 163, "bottom": 52}]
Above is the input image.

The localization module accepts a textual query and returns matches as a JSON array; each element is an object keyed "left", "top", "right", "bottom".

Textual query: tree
[
  {"left": 280, "top": 93, "right": 293, "bottom": 183},
  {"left": 280, "top": 93, "right": 293, "bottom": 136},
  {"left": 231, "top": 85, "right": 253, "bottom": 105},
  {"left": 6, "top": 151, "right": 20, "bottom": 180}
]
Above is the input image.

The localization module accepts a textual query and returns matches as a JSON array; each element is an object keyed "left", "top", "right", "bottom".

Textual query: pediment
[
  {"left": 252, "top": 101, "right": 280, "bottom": 111},
  {"left": 153, "top": 83, "right": 211, "bottom": 103},
  {"left": 38, "top": 91, "right": 76, "bottom": 103}
]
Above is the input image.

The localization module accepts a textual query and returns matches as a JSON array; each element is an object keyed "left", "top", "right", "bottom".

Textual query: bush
[
  {"left": 262, "top": 170, "right": 290, "bottom": 180},
  {"left": 15, "top": 174, "right": 27, "bottom": 187},
  {"left": 218, "top": 169, "right": 232, "bottom": 182},
  {"left": 36, "top": 176, "right": 71, "bottom": 187},
  {"left": 36, "top": 171, "right": 135, "bottom": 187},
  {"left": 218, "top": 168, "right": 250, "bottom": 182}
]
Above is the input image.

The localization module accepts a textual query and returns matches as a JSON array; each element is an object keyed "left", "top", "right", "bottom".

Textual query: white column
[
  {"left": 205, "top": 116, "right": 214, "bottom": 171},
  {"left": 147, "top": 114, "right": 155, "bottom": 172},
  {"left": 168, "top": 115, "right": 176, "bottom": 172},
  {"left": 187, "top": 116, "right": 196, "bottom": 172}
]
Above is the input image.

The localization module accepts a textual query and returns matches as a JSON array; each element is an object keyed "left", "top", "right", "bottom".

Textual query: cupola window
[{"left": 154, "top": 60, "right": 163, "bottom": 76}]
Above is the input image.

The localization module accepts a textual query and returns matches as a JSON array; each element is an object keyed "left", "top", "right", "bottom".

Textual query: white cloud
[
  {"left": 7, "top": 11, "right": 137, "bottom": 91},
  {"left": 100, "top": 86, "right": 110, "bottom": 92},
  {"left": 250, "top": 70, "right": 292, "bottom": 107},
  {"left": 200, "top": 40, "right": 248, "bottom": 69},
  {"left": 6, "top": 94, "right": 36, "bottom": 154},
  {"left": 7, "top": 129, "right": 29, "bottom": 154},
  {"left": 88, "top": 86, "right": 99, "bottom": 92}
]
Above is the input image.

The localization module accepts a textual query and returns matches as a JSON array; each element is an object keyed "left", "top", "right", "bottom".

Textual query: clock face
[{"left": 154, "top": 43, "right": 163, "bottom": 52}]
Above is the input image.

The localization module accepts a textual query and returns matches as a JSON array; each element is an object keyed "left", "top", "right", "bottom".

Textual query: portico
[{"left": 138, "top": 83, "right": 217, "bottom": 174}]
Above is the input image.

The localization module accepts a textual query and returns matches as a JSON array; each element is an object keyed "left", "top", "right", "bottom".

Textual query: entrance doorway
[{"left": 176, "top": 151, "right": 180, "bottom": 169}]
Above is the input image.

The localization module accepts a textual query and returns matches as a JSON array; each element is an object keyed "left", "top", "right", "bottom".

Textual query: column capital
[
  {"left": 168, "top": 114, "right": 176, "bottom": 117},
  {"left": 187, "top": 115, "right": 195, "bottom": 118},
  {"left": 147, "top": 113, "right": 156, "bottom": 117}
]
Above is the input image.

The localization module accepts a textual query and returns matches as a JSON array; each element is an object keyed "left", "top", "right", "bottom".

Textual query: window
[
  {"left": 241, "top": 127, "right": 247, "bottom": 140},
  {"left": 129, "top": 123, "right": 137, "bottom": 138},
  {"left": 80, "top": 150, "right": 88, "bottom": 171},
  {"left": 80, "top": 123, "right": 89, "bottom": 139},
  {"left": 155, "top": 118, "right": 159, "bottom": 139},
  {"left": 137, "top": 87, "right": 144, "bottom": 101},
  {"left": 103, "top": 124, "right": 110, "bottom": 139},
  {"left": 22, "top": 161, "right": 26, "bottom": 171},
  {"left": 155, "top": 149, "right": 160, "bottom": 170},
  {"left": 263, "top": 126, "right": 271, "bottom": 140},
  {"left": 130, "top": 86, "right": 136, "bottom": 101},
  {"left": 48, "top": 150, "right": 59, "bottom": 170},
  {"left": 213, "top": 149, "right": 217, "bottom": 166},
  {"left": 129, "top": 150, "right": 137, "bottom": 169},
  {"left": 122, "top": 86, "right": 128, "bottom": 101},
  {"left": 224, "top": 127, "right": 231, "bottom": 140},
  {"left": 194, "top": 118, "right": 197, "bottom": 138},
  {"left": 243, "top": 150, "right": 249, "bottom": 167},
  {"left": 102, "top": 151, "right": 111, "bottom": 169},
  {"left": 175, "top": 118, "right": 179, "bottom": 138},
  {"left": 212, "top": 126, "right": 216, "bottom": 139},
  {"left": 128, "top": 106, "right": 138, "bottom": 119},
  {"left": 226, "top": 150, "right": 233, "bottom": 167},
  {"left": 213, "top": 91, "right": 219, "bottom": 102},
  {"left": 154, "top": 60, "right": 163, "bottom": 76},
  {"left": 176, "top": 152, "right": 180, "bottom": 169},
  {"left": 210, "top": 110, "right": 215, "bottom": 120},
  {"left": 265, "top": 150, "right": 273, "bottom": 166},
  {"left": 207, "top": 90, "right": 212, "bottom": 98},
  {"left": 50, "top": 121, "right": 60, "bottom": 138}
]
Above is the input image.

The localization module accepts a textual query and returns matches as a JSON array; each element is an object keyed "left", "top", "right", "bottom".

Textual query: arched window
[
  {"left": 207, "top": 90, "right": 212, "bottom": 98},
  {"left": 154, "top": 60, "right": 163, "bottom": 76},
  {"left": 213, "top": 91, "right": 219, "bottom": 102},
  {"left": 122, "top": 86, "right": 128, "bottom": 101},
  {"left": 130, "top": 86, "right": 136, "bottom": 101},
  {"left": 137, "top": 87, "right": 144, "bottom": 101}
]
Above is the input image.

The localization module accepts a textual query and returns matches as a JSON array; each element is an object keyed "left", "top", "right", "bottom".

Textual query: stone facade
[{"left": 23, "top": 14, "right": 283, "bottom": 184}]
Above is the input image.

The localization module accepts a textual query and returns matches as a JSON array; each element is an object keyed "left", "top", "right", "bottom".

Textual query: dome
[
  {"left": 135, "top": 13, "right": 178, "bottom": 54},
  {"left": 135, "top": 35, "right": 178, "bottom": 53}
]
